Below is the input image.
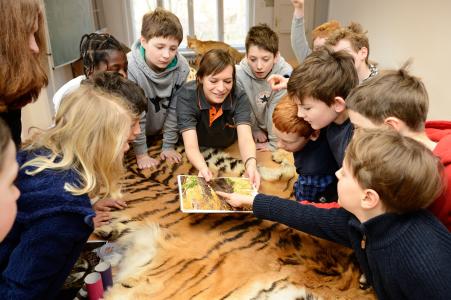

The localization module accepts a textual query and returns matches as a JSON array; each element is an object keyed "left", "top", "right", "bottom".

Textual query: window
[{"left": 130, "top": 0, "right": 251, "bottom": 48}]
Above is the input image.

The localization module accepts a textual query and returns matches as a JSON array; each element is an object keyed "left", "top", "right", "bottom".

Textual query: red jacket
[{"left": 426, "top": 120, "right": 451, "bottom": 231}]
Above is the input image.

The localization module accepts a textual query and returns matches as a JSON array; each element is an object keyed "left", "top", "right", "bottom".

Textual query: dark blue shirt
[
  {"left": 326, "top": 118, "right": 354, "bottom": 167},
  {"left": 253, "top": 194, "right": 451, "bottom": 300},
  {"left": 293, "top": 129, "right": 338, "bottom": 202},
  {"left": 293, "top": 128, "right": 338, "bottom": 176},
  {"left": 0, "top": 149, "right": 95, "bottom": 300}
]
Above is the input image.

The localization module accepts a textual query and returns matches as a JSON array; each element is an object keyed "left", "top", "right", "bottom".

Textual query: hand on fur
[
  {"left": 256, "top": 142, "right": 271, "bottom": 152},
  {"left": 136, "top": 153, "right": 159, "bottom": 169},
  {"left": 253, "top": 129, "right": 268, "bottom": 143},
  {"left": 216, "top": 191, "right": 255, "bottom": 208},
  {"left": 93, "top": 211, "right": 111, "bottom": 228},
  {"left": 267, "top": 74, "right": 289, "bottom": 92},
  {"left": 198, "top": 167, "right": 213, "bottom": 182},
  {"left": 160, "top": 148, "right": 182, "bottom": 163},
  {"left": 94, "top": 198, "right": 127, "bottom": 212}
]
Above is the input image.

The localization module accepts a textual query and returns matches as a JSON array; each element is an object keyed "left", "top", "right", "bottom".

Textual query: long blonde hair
[
  {"left": 0, "top": 0, "right": 48, "bottom": 108},
  {"left": 22, "top": 85, "right": 135, "bottom": 199}
]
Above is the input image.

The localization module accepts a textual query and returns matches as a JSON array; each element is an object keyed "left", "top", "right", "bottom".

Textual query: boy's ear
[
  {"left": 333, "top": 96, "right": 346, "bottom": 113},
  {"left": 360, "top": 188, "right": 380, "bottom": 210},
  {"left": 383, "top": 117, "right": 405, "bottom": 132},
  {"left": 358, "top": 46, "right": 369, "bottom": 61},
  {"left": 140, "top": 36, "right": 147, "bottom": 45},
  {"left": 309, "top": 130, "right": 320, "bottom": 141},
  {"left": 274, "top": 51, "right": 280, "bottom": 63}
]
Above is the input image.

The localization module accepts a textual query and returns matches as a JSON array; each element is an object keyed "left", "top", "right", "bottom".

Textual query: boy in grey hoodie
[
  {"left": 236, "top": 24, "right": 292, "bottom": 151},
  {"left": 127, "top": 8, "right": 190, "bottom": 169}
]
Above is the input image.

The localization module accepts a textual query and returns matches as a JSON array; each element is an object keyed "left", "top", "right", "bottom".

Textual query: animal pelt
[
  {"left": 95, "top": 142, "right": 375, "bottom": 300},
  {"left": 258, "top": 149, "right": 297, "bottom": 182},
  {"left": 187, "top": 36, "right": 245, "bottom": 67}
]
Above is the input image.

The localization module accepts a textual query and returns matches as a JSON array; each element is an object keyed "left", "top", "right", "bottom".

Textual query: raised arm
[{"left": 291, "top": 0, "right": 312, "bottom": 63}]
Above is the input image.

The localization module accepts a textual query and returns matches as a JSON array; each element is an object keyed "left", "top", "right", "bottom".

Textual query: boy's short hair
[
  {"left": 287, "top": 47, "right": 358, "bottom": 106},
  {"left": 82, "top": 71, "right": 147, "bottom": 116},
  {"left": 245, "top": 24, "right": 278, "bottom": 56},
  {"left": 346, "top": 128, "right": 443, "bottom": 213},
  {"left": 311, "top": 20, "right": 341, "bottom": 42},
  {"left": 272, "top": 95, "right": 314, "bottom": 138},
  {"left": 326, "top": 22, "right": 370, "bottom": 64},
  {"left": 347, "top": 65, "right": 428, "bottom": 132},
  {"left": 141, "top": 8, "right": 183, "bottom": 44}
]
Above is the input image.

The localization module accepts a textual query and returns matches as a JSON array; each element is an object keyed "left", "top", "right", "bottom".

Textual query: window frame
[{"left": 128, "top": 0, "right": 253, "bottom": 51}]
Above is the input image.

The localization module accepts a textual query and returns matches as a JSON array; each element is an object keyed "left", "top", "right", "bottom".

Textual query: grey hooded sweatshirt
[
  {"left": 236, "top": 56, "right": 292, "bottom": 150},
  {"left": 127, "top": 39, "right": 190, "bottom": 155}
]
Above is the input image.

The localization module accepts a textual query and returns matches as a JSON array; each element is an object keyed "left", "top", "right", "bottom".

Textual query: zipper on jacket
[{"left": 361, "top": 234, "right": 367, "bottom": 250}]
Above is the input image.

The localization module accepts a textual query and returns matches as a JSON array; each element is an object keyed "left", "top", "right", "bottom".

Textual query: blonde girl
[{"left": 0, "top": 84, "right": 136, "bottom": 299}]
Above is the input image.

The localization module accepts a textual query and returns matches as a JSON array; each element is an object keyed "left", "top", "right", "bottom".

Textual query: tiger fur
[{"left": 95, "top": 142, "right": 376, "bottom": 300}]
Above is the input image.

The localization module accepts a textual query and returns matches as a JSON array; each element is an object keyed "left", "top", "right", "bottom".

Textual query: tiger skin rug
[{"left": 95, "top": 142, "right": 376, "bottom": 300}]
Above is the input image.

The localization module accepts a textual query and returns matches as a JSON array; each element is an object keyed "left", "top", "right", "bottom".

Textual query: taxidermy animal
[{"left": 187, "top": 36, "right": 245, "bottom": 66}]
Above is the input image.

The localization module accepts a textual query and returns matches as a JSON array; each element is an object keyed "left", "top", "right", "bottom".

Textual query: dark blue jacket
[
  {"left": 293, "top": 128, "right": 338, "bottom": 176},
  {"left": 253, "top": 194, "right": 451, "bottom": 300},
  {"left": 0, "top": 150, "right": 95, "bottom": 300},
  {"left": 326, "top": 118, "right": 354, "bottom": 167}
]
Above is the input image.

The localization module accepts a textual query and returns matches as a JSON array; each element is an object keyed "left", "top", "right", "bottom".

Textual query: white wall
[
  {"left": 101, "top": 0, "right": 134, "bottom": 46},
  {"left": 21, "top": 51, "right": 74, "bottom": 139},
  {"left": 329, "top": 0, "right": 451, "bottom": 120}
]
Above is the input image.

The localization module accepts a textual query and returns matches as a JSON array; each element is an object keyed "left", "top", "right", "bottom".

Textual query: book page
[{"left": 178, "top": 175, "right": 255, "bottom": 213}]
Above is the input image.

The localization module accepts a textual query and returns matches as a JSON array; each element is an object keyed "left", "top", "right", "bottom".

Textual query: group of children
[
  {"left": 0, "top": 0, "right": 450, "bottom": 299},
  {"left": 220, "top": 1, "right": 451, "bottom": 298}
]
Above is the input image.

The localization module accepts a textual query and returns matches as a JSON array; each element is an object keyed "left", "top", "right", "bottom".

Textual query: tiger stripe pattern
[{"left": 95, "top": 142, "right": 376, "bottom": 299}]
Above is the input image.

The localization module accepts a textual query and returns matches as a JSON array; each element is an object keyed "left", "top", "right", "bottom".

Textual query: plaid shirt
[{"left": 294, "top": 175, "right": 335, "bottom": 203}]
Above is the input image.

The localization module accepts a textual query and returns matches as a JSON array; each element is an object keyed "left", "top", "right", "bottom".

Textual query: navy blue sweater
[
  {"left": 326, "top": 118, "right": 353, "bottom": 167},
  {"left": 253, "top": 194, "right": 451, "bottom": 300},
  {"left": 0, "top": 150, "right": 95, "bottom": 300}
]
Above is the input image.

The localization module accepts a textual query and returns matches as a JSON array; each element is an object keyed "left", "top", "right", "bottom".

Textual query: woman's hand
[
  {"left": 216, "top": 191, "right": 256, "bottom": 208},
  {"left": 244, "top": 159, "right": 261, "bottom": 190},
  {"left": 198, "top": 167, "right": 213, "bottom": 182}
]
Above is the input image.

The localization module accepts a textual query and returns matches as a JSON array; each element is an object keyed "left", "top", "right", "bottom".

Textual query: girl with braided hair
[{"left": 52, "top": 32, "right": 128, "bottom": 112}]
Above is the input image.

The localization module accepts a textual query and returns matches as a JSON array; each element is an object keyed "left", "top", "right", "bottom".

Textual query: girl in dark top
[
  {"left": 176, "top": 49, "right": 260, "bottom": 188},
  {"left": 0, "top": 84, "right": 137, "bottom": 299}
]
